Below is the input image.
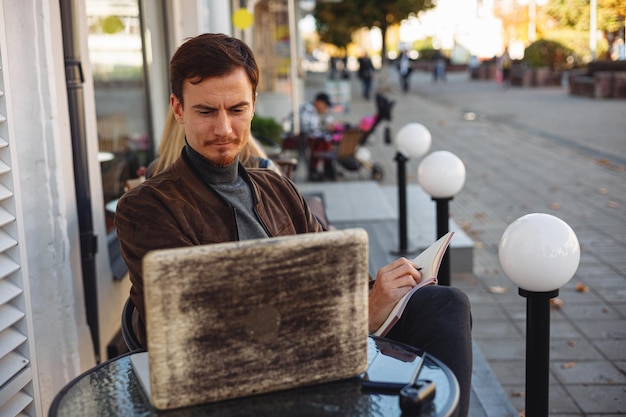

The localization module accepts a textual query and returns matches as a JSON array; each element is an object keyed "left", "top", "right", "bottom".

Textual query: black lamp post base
[{"left": 518, "top": 287, "right": 560, "bottom": 417}]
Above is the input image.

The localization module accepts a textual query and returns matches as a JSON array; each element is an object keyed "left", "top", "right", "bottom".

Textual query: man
[
  {"left": 299, "top": 92, "right": 334, "bottom": 139},
  {"left": 397, "top": 47, "right": 412, "bottom": 92},
  {"left": 115, "top": 33, "right": 472, "bottom": 417},
  {"left": 295, "top": 92, "right": 335, "bottom": 180},
  {"left": 357, "top": 51, "right": 375, "bottom": 100}
]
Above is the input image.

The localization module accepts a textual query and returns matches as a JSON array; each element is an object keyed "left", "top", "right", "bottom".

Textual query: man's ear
[{"left": 171, "top": 94, "right": 184, "bottom": 124}]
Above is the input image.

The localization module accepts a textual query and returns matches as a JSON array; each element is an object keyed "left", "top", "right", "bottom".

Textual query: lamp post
[
  {"left": 417, "top": 151, "right": 466, "bottom": 286},
  {"left": 392, "top": 123, "right": 431, "bottom": 256},
  {"left": 499, "top": 213, "right": 580, "bottom": 417}
]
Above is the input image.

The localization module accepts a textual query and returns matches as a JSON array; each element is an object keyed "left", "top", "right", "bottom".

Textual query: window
[{"left": 86, "top": 0, "right": 153, "bottom": 234}]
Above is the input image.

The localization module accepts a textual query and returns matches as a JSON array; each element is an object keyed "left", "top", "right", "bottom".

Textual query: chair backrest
[
  {"left": 337, "top": 129, "right": 364, "bottom": 159},
  {"left": 122, "top": 297, "right": 144, "bottom": 351},
  {"left": 272, "top": 158, "right": 298, "bottom": 179},
  {"left": 304, "top": 194, "right": 335, "bottom": 231}
]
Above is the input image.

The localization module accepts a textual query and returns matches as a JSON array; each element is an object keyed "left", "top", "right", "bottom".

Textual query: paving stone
[
  {"left": 591, "top": 339, "right": 626, "bottom": 361},
  {"left": 551, "top": 360, "right": 626, "bottom": 384},
  {"left": 550, "top": 338, "right": 605, "bottom": 361},
  {"left": 574, "top": 319, "right": 626, "bottom": 339},
  {"left": 564, "top": 385, "right": 626, "bottom": 414}
]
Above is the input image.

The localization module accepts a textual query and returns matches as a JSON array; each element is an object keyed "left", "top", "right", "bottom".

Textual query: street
[{"left": 304, "top": 68, "right": 626, "bottom": 415}]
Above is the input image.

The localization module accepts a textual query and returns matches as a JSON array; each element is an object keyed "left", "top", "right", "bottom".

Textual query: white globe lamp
[
  {"left": 392, "top": 123, "right": 432, "bottom": 256},
  {"left": 418, "top": 151, "right": 466, "bottom": 198},
  {"left": 395, "top": 123, "right": 432, "bottom": 158},
  {"left": 498, "top": 213, "right": 580, "bottom": 417},
  {"left": 416, "top": 150, "right": 466, "bottom": 286},
  {"left": 499, "top": 213, "right": 580, "bottom": 292}
]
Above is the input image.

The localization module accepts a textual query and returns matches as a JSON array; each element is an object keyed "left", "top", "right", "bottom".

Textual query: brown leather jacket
[{"left": 115, "top": 155, "right": 323, "bottom": 331}]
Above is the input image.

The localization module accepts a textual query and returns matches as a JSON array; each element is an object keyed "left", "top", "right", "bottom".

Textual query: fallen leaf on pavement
[
  {"left": 575, "top": 282, "right": 589, "bottom": 292},
  {"left": 489, "top": 286, "right": 508, "bottom": 294},
  {"left": 561, "top": 362, "right": 576, "bottom": 369},
  {"left": 598, "top": 187, "right": 608, "bottom": 194},
  {"left": 550, "top": 298, "right": 563, "bottom": 309},
  {"left": 608, "top": 201, "right": 619, "bottom": 208},
  {"left": 549, "top": 202, "right": 561, "bottom": 209}
]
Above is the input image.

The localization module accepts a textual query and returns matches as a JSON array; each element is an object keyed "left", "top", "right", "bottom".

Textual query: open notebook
[{"left": 131, "top": 228, "right": 370, "bottom": 410}]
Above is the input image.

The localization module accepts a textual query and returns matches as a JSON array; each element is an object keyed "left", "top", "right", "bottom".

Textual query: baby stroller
[
  {"left": 359, "top": 93, "right": 395, "bottom": 146},
  {"left": 321, "top": 92, "right": 393, "bottom": 180},
  {"left": 311, "top": 128, "right": 384, "bottom": 181}
]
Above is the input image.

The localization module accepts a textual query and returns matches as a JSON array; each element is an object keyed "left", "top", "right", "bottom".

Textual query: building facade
[{"left": 0, "top": 1, "right": 302, "bottom": 415}]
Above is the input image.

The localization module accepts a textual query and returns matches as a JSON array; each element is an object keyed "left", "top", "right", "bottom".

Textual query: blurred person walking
[
  {"left": 397, "top": 47, "right": 413, "bottom": 92},
  {"left": 357, "top": 52, "right": 375, "bottom": 100},
  {"left": 498, "top": 49, "right": 512, "bottom": 89},
  {"left": 433, "top": 50, "right": 447, "bottom": 82}
]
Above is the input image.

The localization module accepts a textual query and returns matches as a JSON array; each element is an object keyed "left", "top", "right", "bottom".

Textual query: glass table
[{"left": 49, "top": 336, "right": 459, "bottom": 417}]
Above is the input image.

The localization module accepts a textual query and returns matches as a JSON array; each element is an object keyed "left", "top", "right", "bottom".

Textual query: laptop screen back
[{"left": 141, "top": 228, "right": 370, "bottom": 410}]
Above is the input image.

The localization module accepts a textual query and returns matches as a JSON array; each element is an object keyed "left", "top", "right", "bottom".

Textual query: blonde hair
[{"left": 149, "top": 107, "right": 278, "bottom": 177}]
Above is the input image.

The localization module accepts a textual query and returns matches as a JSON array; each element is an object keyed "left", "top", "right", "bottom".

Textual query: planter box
[
  {"left": 568, "top": 61, "right": 626, "bottom": 99},
  {"left": 511, "top": 67, "right": 561, "bottom": 87},
  {"left": 613, "top": 72, "right": 626, "bottom": 98}
]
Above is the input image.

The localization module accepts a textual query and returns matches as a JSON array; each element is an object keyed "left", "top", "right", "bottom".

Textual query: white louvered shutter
[{"left": 0, "top": 15, "right": 35, "bottom": 417}]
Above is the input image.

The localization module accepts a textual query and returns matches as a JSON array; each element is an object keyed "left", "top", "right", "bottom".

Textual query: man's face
[
  {"left": 171, "top": 68, "right": 256, "bottom": 167},
  {"left": 313, "top": 100, "right": 329, "bottom": 115}
]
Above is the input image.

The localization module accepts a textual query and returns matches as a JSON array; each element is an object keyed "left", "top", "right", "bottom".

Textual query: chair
[
  {"left": 121, "top": 297, "right": 144, "bottom": 351},
  {"left": 304, "top": 193, "right": 335, "bottom": 231},
  {"left": 311, "top": 128, "right": 367, "bottom": 180},
  {"left": 272, "top": 157, "right": 298, "bottom": 179}
]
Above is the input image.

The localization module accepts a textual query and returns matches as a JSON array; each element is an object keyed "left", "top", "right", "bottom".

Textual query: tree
[
  {"left": 314, "top": 0, "right": 435, "bottom": 63},
  {"left": 544, "top": 0, "right": 626, "bottom": 59}
]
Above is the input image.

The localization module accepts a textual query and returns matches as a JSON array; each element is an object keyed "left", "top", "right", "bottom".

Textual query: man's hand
[{"left": 368, "top": 257, "right": 422, "bottom": 332}]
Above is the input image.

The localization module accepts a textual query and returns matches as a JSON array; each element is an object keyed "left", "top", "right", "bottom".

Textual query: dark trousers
[
  {"left": 361, "top": 78, "right": 373, "bottom": 99},
  {"left": 308, "top": 139, "right": 334, "bottom": 180},
  {"left": 387, "top": 285, "right": 473, "bottom": 417}
]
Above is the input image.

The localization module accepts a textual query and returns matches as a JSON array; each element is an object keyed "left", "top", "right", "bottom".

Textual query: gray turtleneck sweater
[{"left": 184, "top": 144, "right": 269, "bottom": 241}]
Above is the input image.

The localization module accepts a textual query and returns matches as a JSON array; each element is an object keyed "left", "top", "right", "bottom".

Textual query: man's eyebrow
[{"left": 191, "top": 101, "right": 251, "bottom": 111}]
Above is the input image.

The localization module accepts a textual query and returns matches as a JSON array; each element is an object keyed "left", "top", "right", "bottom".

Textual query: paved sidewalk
[{"left": 297, "top": 69, "right": 626, "bottom": 416}]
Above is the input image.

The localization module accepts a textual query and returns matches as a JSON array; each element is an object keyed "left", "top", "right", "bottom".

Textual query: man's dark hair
[
  {"left": 170, "top": 33, "right": 259, "bottom": 106},
  {"left": 314, "top": 92, "right": 332, "bottom": 107}
]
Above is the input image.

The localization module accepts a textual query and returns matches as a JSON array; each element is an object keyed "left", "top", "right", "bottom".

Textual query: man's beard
[
  {"left": 211, "top": 153, "right": 237, "bottom": 167},
  {"left": 206, "top": 139, "right": 240, "bottom": 167}
]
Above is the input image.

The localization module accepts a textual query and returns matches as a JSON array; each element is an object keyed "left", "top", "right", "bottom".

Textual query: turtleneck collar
[{"left": 184, "top": 142, "right": 239, "bottom": 185}]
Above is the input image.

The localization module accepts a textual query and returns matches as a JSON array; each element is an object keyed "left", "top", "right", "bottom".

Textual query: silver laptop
[{"left": 132, "top": 228, "right": 370, "bottom": 410}]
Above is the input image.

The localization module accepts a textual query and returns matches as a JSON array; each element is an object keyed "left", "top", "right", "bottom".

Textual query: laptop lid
[{"left": 140, "top": 228, "right": 370, "bottom": 410}]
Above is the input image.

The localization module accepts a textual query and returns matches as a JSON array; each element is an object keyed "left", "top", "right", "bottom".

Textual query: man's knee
[
  {"left": 406, "top": 285, "right": 472, "bottom": 333},
  {"left": 410, "top": 285, "right": 470, "bottom": 313}
]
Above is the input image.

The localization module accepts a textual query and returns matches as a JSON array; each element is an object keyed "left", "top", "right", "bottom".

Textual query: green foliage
[
  {"left": 523, "top": 39, "right": 583, "bottom": 70},
  {"left": 416, "top": 48, "right": 437, "bottom": 60},
  {"left": 545, "top": 28, "right": 609, "bottom": 63},
  {"left": 251, "top": 115, "right": 283, "bottom": 144},
  {"left": 314, "top": 0, "right": 435, "bottom": 58},
  {"left": 412, "top": 37, "right": 434, "bottom": 52},
  {"left": 545, "top": 0, "right": 625, "bottom": 33}
]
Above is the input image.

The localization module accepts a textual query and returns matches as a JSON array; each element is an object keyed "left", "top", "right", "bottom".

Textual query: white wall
[{"left": 1, "top": 0, "right": 95, "bottom": 413}]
